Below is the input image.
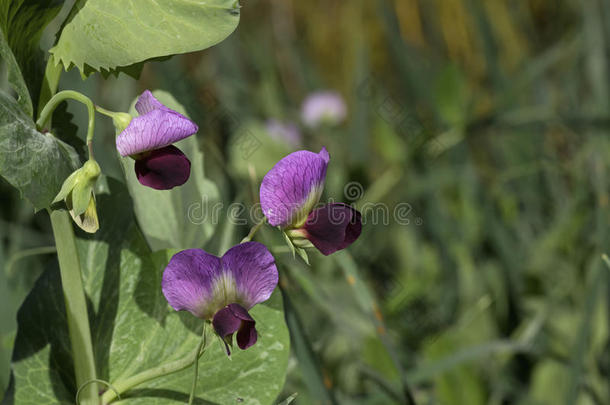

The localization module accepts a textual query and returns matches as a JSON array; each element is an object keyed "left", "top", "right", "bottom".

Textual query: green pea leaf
[
  {"left": 9, "top": 178, "right": 290, "bottom": 404},
  {"left": 0, "top": 0, "right": 64, "bottom": 116},
  {"left": 50, "top": 0, "right": 240, "bottom": 77},
  {"left": 0, "top": 92, "right": 80, "bottom": 210},
  {"left": 120, "top": 90, "right": 221, "bottom": 251},
  {"left": 0, "top": 30, "right": 32, "bottom": 117}
]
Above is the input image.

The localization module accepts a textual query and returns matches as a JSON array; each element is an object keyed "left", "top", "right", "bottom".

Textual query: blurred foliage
[{"left": 1, "top": 0, "right": 609, "bottom": 404}]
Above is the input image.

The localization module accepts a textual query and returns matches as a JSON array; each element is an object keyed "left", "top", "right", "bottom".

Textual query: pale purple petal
[
  {"left": 161, "top": 249, "right": 222, "bottom": 319},
  {"left": 260, "top": 147, "right": 330, "bottom": 227},
  {"left": 116, "top": 98, "right": 198, "bottom": 156},
  {"left": 221, "top": 242, "right": 278, "bottom": 309},
  {"left": 162, "top": 244, "right": 277, "bottom": 321},
  {"left": 135, "top": 90, "right": 164, "bottom": 115},
  {"left": 301, "top": 91, "right": 347, "bottom": 128}
]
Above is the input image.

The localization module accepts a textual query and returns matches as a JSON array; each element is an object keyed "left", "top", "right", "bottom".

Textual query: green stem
[
  {"left": 188, "top": 323, "right": 208, "bottom": 405},
  {"left": 101, "top": 325, "right": 209, "bottom": 404},
  {"left": 36, "top": 90, "right": 96, "bottom": 158},
  {"left": 49, "top": 210, "right": 98, "bottom": 405},
  {"left": 94, "top": 105, "right": 118, "bottom": 118},
  {"left": 76, "top": 379, "right": 121, "bottom": 403},
  {"left": 241, "top": 217, "right": 267, "bottom": 243}
]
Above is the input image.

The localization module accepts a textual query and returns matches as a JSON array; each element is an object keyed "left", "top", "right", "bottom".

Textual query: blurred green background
[{"left": 1, "top": 0, "right": 609, "bottom": 404}]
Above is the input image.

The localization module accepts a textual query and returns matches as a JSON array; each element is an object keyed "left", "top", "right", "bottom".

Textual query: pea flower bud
[{"left": 53, "top": 159, "right": 101, "bottom": 233}]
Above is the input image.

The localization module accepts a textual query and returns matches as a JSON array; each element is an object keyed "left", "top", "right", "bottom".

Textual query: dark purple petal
[
  {"left": 302, "top": 203, "right": 362, "bottom": 255},
  {"left": 116, "top": 91, "right": 198, "bottom": 156},
  {"left": 162, "top": 249, "right": 222, "bottom": 319},
  {"left": 212, "top": 305, "right": 243, "bottom": 339},
  {"left": 212, "top": 304, "right": 257, "bottom": 355},
  {"left": 221, "top": 242, "right": 278, "bottom": 309},
  {"left": 260, "top": 147, "right": 330, "bottom": 227},
  {"left": 134, "top": 145, "right": 191, "bottom": 190},
  {"left": 236, "top": 318, "right": 258, "bottom": 350}
]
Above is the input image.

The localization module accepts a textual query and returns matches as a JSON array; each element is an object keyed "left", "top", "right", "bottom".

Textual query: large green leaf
[
  {"left": 121, "top": 90, "right": 220, "bottom": 251},
  {"left": 9, "top": 178, "right": 290, "bottom": 404},
  {"left": 0, "top": 30, "right": 31, "bottom": 117},
  {"left": 50, "top": 0, "right": 240, "bottom": 76},
  {"left": 0, "top": 92, "right": 80, "bottom": 210},
  {"left": 0, "top": 0, "right": 64, "bottom": 116}
]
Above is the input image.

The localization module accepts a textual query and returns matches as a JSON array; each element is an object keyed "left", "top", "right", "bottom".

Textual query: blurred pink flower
[
  {"left": 301, "top": 91, "right": 347, "bottom": 128},
  {"left": 265, "top": 119, "right": 301, "bottom": 146}
]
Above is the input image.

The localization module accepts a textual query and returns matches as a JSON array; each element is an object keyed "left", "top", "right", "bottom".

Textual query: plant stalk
[
  {"left": 241, "top": 217, "right": 267, "bottom": 243},
  {"left": 49, "top": 209, "right": 98, "bottom": 405},
  {"left": 188, "top": 323, "right": 208, "bottom": 405}
]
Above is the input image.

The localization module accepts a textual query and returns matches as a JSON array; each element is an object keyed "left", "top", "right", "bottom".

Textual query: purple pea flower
[
  {"left": 301, "top": 91, "right": 347, "bottom": 128},
  {"left": 162, "top": 242, "right": 278, "bottom": 355},
  {"left": 116, "top": 90, "right": 198, "bottom": 190},
  {"left": 260, "top": 147, "right": 362, "bottom": 255}
]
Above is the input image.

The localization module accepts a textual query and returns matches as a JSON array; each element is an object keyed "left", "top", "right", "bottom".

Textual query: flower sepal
[
  {"left": 281, "top": 229, "right": 311, "bottom": 265},
  {"left": 111, "top": 112, "right": 133, "bottom": 134}
]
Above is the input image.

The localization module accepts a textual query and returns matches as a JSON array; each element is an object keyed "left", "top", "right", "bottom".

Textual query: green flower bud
[
  {"left": 53, "top": 160, "right": 101, "bottom": 233},
  {"left": 112, "top": 112, "right": 132, "bottom": 134}
]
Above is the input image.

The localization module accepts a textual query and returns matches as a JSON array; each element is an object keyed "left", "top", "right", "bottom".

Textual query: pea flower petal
[
  {"left": 212, "top": 303, "right": 257, "bottom": 355},
  {"left": 134, "top": 145, "right": 191, "bottom": 190},
  {"left": 260, "top": 147, "right": 330, "bottom": 227},
  {"left": 134, "top": 89, "right": 165, "bottom": 114},
  {"left": 161, "top": 249, "right": 222, "bottom": 319},
  {"left": 221, "top": 241, "right": 278, "bottom": 308},
  {"left": 162, "top": 242, "right": 278, "bottom": 320},
  {"left": 116, "top": 90, "right": 198, "bottom": 157},
  {"left": 302, "top": 203, "right": 362, "bottom": 255}
]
